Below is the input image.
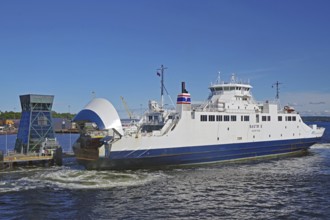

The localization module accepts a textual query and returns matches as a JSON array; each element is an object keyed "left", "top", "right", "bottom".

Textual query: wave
[
  {"left": 0, "top": 166, "right": 167, "bottom": 193},
  {"left": 311, "top": 143, "right": 330, "bottom": 149}
]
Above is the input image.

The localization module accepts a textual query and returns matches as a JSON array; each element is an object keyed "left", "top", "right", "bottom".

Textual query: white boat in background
[{"left": 72, "top": 66, "right": 325, "bottom": 170}]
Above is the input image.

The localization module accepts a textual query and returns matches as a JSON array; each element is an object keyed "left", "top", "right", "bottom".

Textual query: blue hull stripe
[
  {"left": 109, "top": 138, "right": 318, "bottom": 159},
  {"left": 79, "top": 137, "right": 320, "bottom": 170}
]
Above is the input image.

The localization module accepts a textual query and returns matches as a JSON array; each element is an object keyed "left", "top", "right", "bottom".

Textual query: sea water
[{"left": 0, "top": 122, "right": 330, "bottom": 219}]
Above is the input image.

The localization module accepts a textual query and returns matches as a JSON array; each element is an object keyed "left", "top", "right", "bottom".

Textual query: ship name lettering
[{"left": 249, "top": 124, "right": 261, "bottom": 129}]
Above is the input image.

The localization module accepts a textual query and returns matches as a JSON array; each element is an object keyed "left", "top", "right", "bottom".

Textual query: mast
[
  {"left": 157, "top": 64, "right": 168, "bottom": 109},
  {"left": 272, "top": 81, "right": 282, "bottom": 100},
  {"left": 216, "top": 71, "right": 221, "bottom": 84}
]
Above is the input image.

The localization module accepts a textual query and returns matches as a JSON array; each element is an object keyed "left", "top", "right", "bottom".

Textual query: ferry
[{"left": 72, "top": 66, "right": 325, "bottom": 170}]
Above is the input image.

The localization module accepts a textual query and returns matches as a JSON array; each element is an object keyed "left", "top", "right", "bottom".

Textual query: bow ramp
[{"left": 73, "top": 98, "right": 123, "bottom": 136}]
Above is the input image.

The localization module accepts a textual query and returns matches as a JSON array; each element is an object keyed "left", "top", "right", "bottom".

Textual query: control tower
[{"left": 15, "top": 94, "right": 60, "bottom": 154}]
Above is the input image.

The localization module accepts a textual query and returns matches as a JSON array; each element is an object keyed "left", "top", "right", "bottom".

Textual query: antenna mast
[
  {"left": 272, "top": 81, "right": 282, "bottom": 100},
  {"left": 157, "top": 64, "right": 168, "bottom": 109},
  {"left": 217, "top": 71, "right": 221, "bottom": 84}
]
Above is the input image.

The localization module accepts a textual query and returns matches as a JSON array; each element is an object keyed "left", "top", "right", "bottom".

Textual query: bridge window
[
  {"left": 262, "top": 115, "right": 271, "bottom": 121},
  {"left": 224, "top": 115, "right": 230, "bottom": 121},
  {"left": 201, "top": 115, "right": 208, "bottom": 122},
  {"left": 278, "top": 116, "right": 282, "bottom": 121},
  {"left": 216, "top": 115, "right": 222, "bottom": 121},
  {"left": 209, "top": 115, "right": 215, "bottom": 121},
  {"left": 231, "top": 115, "right": 237, "bottom": 121}
]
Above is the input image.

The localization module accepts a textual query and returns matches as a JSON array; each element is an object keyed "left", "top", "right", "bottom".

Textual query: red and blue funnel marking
[{"left": 177, "top": 93, "right": 191, "bottom": 104}]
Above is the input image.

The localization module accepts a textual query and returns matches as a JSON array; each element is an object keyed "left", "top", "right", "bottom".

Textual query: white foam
[
  {"left": 311, "top": 143, "right": 330, "bottom": 149},
  {"left": 0, "top": 167, "right": 167, "bottom": 192}
]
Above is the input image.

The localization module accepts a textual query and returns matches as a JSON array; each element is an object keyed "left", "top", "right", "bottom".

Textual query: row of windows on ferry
[
  {"left": 210, "top": 87, "right": 251, "bottom": 91},
  {"left": 200, "top": 115, "right": 297, "bottom": 122}
]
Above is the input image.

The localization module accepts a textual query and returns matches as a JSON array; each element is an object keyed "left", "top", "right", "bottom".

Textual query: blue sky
[{"left": 1, "top": 0, "right": 330, "bottom": 117}]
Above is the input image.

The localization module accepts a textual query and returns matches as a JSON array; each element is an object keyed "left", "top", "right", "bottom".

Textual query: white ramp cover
[{"left": 73, "top": 98, "right": 123, "bottom": 135}]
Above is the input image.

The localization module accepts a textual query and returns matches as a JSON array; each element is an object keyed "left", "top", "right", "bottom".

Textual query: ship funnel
[
  {"left": 182, "top": 82, "right": 188, "bottom": 93},
  {"left": 177, "top": 82, "right": 191, "bottom": 112}
]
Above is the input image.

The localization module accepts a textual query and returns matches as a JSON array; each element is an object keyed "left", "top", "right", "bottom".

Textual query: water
[
  {"left": 0, "top": 133, "right": 79, "bottom": 153},
  {"left": 1, "top": 123, "right": 330, "bottom": 219}
]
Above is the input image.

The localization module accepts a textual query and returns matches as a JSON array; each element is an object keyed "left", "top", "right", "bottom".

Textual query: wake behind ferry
[{"left": 72, "top": 66, "right": 325, "bottom": 170}]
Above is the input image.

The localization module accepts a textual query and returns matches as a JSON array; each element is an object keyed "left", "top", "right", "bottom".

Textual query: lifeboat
[{"left": 284, "top": 106, "right": 295, "bottom": 113}]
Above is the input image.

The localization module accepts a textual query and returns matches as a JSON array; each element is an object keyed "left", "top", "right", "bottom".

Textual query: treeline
[
  {"left": 0, "top": 111, "right": 20, "bottom": 120},
  {"left": 52, "top": 112, "right": 76, "bottom": 119},
  {"left": 0, "top": 111, "right": 75, "bottom": 120}
]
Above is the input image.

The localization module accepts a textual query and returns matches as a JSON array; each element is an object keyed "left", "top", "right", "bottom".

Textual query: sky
[{"left": 1, "top": 0, "right": 330, "bottom": 117}]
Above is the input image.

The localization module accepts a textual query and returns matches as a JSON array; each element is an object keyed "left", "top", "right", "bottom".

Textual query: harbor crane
[{"left": 120, "top": 96, "right": 134, "bottom": 119}]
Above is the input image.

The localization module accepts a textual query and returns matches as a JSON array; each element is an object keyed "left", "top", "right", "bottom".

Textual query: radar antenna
[
  {"left": 272, "top": 81, "right": 282, "bottom": 100},
  {"left": 230, "top": 73, "right": 236, "bottom": 83},
  {"left": 217, "top": 71, "right": 221, "bottom": 84},
  {"left": 157, "top": 64, "right": 168, "bottom": 109}
]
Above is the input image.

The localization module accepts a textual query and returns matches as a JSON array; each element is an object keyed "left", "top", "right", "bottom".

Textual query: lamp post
[
  {"left": 68, "top": 105, "right": 72, "bottom": 152},
  {"left": 5, "top": 131, "right": 7, "bottom": 156}
]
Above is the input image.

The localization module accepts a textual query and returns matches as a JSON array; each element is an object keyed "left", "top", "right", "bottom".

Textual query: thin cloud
[
  {"left": 238, "top": 67, "right": 276, "bottom": 80},
  {"left": 309, "top": 101, "right": 326, "bottom": 105},
  {"left": 281, "top": 91, "right": 330, "bottom": 116}
]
